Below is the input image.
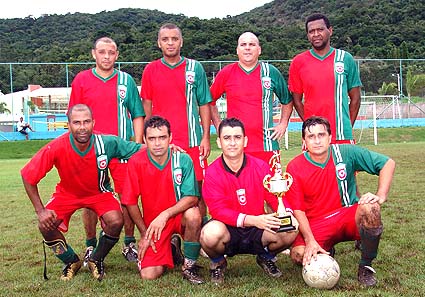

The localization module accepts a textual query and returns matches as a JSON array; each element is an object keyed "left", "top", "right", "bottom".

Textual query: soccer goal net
[{"left": 354, "top": 100, "right": 378, "bottom": 145}]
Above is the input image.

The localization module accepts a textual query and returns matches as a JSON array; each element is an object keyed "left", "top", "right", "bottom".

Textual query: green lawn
[{"left": 1, "top": 128, "right": 424, "bottom": 296}]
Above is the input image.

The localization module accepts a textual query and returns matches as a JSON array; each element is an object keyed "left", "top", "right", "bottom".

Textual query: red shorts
[
  {"left": 109, "top": 159, "right": 128, "bottom": 194},
  {"left": 137, "top": 214, "right": 183, "bottom": 270},
  {"left": 45, "top": 192, "right": 121, "bottom": 232},
  {"left": 292, "top": 204, "right": 360, "bottom": 251},
  {"left": 186, "top": 146, "right": 208, "bottom": 182},
  {"left": 246, "top": 150, "right": 280, "bottom": 165}
]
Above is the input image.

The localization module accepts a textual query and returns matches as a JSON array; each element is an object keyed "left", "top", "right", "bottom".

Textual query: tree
[
  {"left": 406, "top": 69, "right": 425, "bottom": 99},
  {"left": 0, "top": 102, "right": 11, "bottom": 114},
  {"left": 378, "top": 82, "right": 397, "bottom": 95}
]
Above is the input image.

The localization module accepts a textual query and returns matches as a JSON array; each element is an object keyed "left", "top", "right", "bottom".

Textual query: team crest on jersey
[
  {"left": 262, "top": 76, "right": 271, "bottom": 89},
  {"left": 97, "top": 154, "right": 108, "bottom": 170},
  {"left": 236, "top": 188, "right": 247, "bottom": 206},
  {"left": 186, "top": 71, "right": 195, "bottom": 84},
  {"left": 118, "top": 85, "right": 127, "bottom": 100},
  {"left": 173, "top": 168, "right": 182, "bottom": 185},
  {"left": 335, "top": 62, "right": 345, "bottom": 74},
  {"left": 336, "top": 163, "right": 347, "bottom": 180}
]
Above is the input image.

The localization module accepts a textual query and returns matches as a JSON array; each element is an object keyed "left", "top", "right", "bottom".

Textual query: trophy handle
[
  {"left": 282, "top": 172, "right": 293, "bottom": 190},
  {"left": 263, "top": 174, "right": 271, "bottom": 190}
]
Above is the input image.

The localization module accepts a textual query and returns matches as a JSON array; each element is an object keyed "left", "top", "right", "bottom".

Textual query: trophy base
[{"left": 276, "top": 215, "right": 296, "bottom": 233}]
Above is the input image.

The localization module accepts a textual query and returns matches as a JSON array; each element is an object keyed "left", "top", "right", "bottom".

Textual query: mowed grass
[{"left": 0, "top": 127, "right": 424, "bottom": 296}]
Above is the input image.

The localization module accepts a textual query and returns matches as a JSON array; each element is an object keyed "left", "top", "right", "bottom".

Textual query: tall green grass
[{"left": 1, "top": 128, "right": 424, "bottom": 296}]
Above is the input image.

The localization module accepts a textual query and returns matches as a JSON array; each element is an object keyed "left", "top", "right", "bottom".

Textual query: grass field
[{"left": 1, "top": 127, "right": 424, "bottom": 296}]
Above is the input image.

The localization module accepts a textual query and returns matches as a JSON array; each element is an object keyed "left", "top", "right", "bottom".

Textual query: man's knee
[
  {"left": 290, "top": 245, "right": 305, "bottom": 265},
  {"left": 101, "top": 210, "right": 124, "bottom": 235},
  {"left": 140, "top": 266, "right": 164, "bottom": 280},
  {"left": 358, "top": 202, "right": 382, "bottom": 227},
  {"left": 183, "top": 206, "right": 202, "bottom": 227},
  {"left": 200, "top": 220, "right": 227, "bottom": 247}
]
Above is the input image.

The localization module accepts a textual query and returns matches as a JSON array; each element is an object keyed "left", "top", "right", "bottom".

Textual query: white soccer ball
[{"left": 302, "top": 254, "right": 340, "bottom": 289}]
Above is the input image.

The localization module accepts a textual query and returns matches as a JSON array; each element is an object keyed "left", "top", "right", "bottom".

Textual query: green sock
[
  {"left": 45, "top": 239, "right": 78, "bottom": 264},
  {"left": 183, "top": 241, "right": 201, "bottom": 261},
  {"left": 124, "top": 236, "right": 136, "bottom": 246},
  {"left": 359, "top": 225, "right": 383, "bottom": 266},
  {"left": 202, "top": 215, "right": 210, "bottom": 226},
  {"left": 86, "top": 237, "right": 97, "bottom": 248}
]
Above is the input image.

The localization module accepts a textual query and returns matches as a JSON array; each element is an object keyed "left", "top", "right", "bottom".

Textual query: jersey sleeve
[
  {"left": 103, "top": 135, "right": 141, "bottom": 160},
  {"left": 344, "top": 53, "right": 362, "bottom": 90},
  {"left": 21, "top": 142, "right": 56, "bottom": 185},
  {"left": 288, "top": 55, "right": 303, "bottom": 94},
  {"left": 209, "top": 66, "right": 228, "bottom": 102},
  {"left": 179, "top": 153, "right": 200, "bottom": 198},
  {"left": 346, "top": 145, "right": 389, "bottom": 175},
  {"left": 202, "top": 164, "right": 241, "bottom": 226},
  {"left": 270, "top": 64, "right": 292, "bottom": 105},
  {"left": 125, "top": 74, "right": 145, "bottom": 118},
  {"left": 121, "top": 152, "right": 142, "bottom": 206},
  {"left": 194, "top": 61, "right": 212, "bottom": 106}
]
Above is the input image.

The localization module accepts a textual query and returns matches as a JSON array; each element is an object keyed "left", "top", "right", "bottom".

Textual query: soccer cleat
[
  {"left": 210, "top": 258, "right": 227, "bottom": 285},
  {"left": 122, "top": 242, "right": 138, "bottom": 262},
  {"left": 87, "top": 259, "right": 105, "bottom": 281},
  {"left": 256, "top": 254, "right": 282, "bottom": 278},
  {"left": 328, "top": 246, "right": 336, "bottom": 257},
  {"left": 358, "top": 265, "right": 377, "bottom": 286},
  {"left": 83, "top": 246, "right": 94, "bottom": 267},
  {"left": 60, "top": 258, "right": 82, "bottom": 281},
  {"left": 182, "top": 264, "right": 204, "bottom": 284},
  {"left": 171, "top": 234, "right": 184, "bottom": 266}
]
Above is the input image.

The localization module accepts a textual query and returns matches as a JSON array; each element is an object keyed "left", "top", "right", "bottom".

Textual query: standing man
[
  {"left": 288, "top": 13, "right": 362, "bottom": 144},
  {"left": 69, "top": 36, "right": 145, "bottom": 263},
  {"left": 140, "top": 23, "right": 212, "bottom": 223},
  {"left": 200, "top": 118, "right": 298, "bottom": 285},
  {"left": 21, "top": 104, "right": 141, "bottom": 281},
  {"left": 285, "top": 116, "right": 395, "bottom": 286},
  {"left": 210, "top": 32, "right": 293, "bottom": 163},
  {"left": 122, "top": 116, "right": 204, "bottom": 284}
]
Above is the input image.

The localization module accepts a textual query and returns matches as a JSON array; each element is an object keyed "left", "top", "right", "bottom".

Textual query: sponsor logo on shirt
[
  {"left": 186, "top": 71, "right": 195, "bottom": 84},
  {"left": 336, "top": 163, "right": 347, "bottom": 180},
  {"left": 262, "top": 76, "right": 271, "bottom": 89},
  {"left": 97, "top": 154, "right": 108, "bottom": 170},
  {"left": 173, "top": 168, "right": 182, "bottom": 185},
  {"left": 236, "top": 188, "right": 247, "bottom": 206},
  {"left": 335, "top": 62, "right": 345, "bottom": 74},
  {"left": 118, "top": 85, "right": 127, "bottom": 100}
]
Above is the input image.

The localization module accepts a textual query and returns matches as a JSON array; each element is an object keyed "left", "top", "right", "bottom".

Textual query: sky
[{"left": 0, "top": 0, "right": 273, "bottom": 20}]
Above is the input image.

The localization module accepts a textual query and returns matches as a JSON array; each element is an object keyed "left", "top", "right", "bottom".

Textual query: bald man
[{"left": 210, "top": 32, "right": 293, "bottom": 164}]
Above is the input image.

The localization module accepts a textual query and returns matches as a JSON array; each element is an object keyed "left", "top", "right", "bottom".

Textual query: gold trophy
[{"left": 263, "top": 154, "right": 297, "bottom": 232}]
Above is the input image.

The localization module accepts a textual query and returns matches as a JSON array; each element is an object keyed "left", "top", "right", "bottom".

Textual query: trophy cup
[{"left": 263, "top": 154, "right": 297, "bottom": 232}]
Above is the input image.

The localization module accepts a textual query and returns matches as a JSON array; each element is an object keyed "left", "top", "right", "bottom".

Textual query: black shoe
[
  {"left": 60, "top": 258, "right": 82, "bottom": 281},
  {"left": 88, "top": 259, "right": 105, "bottom": 281},
  {"left": 358, "top": 265, "right": 377, "bottom": 286},
  {"left": 182, "top": 263, "right": 204, "bottom": 284},
  {"left": 328, "top": 246, "right": 336, "bottom": 257},
  {"left": 122, "top": 242, "right": 138, "bottom": 262},
  {"left": 171, "top": 234, "right": 184, "bottom": 266},
  {"left": 210, "top": 258, "right": 227, "bottom": 285},
  {"left": 256, "top": 254, "right": 282, "bottom": 278}
]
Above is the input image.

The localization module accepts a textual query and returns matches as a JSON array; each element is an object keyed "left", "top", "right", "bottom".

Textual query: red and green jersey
[
  {"left": 140, "top": 57, "right": 212, "bottom": 148},
  {"left": 69, "top": 68, "right": 145, "bottom": 140},
  {"left": 288, "top": 48, "right": 362, "bottom": 142},
  {"left": 121, "top": 149, "right": 199, "bottom": 225},
  {"left": 21, "top": 132, "right": 141, "bottom": 197},
  {"left": 210, "top": 62, "right": 291, "bottom": 152},
  {"left": 203, "top": 154, "right": 280, "bottom": 227},
  {"left": 285, "top": 144, "right": 389, "bottom": 220}
]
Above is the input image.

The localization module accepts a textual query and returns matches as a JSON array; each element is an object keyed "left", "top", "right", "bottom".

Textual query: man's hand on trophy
[{"left": 255, "top": 213, "right": 281, "bottom": 233}]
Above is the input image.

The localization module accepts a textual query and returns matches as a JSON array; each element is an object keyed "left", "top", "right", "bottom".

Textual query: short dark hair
[
  {"left": 67, "top": 104, "right": 93, "bottom": 122},
  {"left": 218, "top": 117, "right": 245, "bottom": 137},
  {"left": 302, "top": 116, "right": 332, "bottom": 138},
  {"left": 93, "top": 37, "right": 117, "bottom": 50},
  {"left": 144, "top": 115, "right": 171, "bottom": 136},
  {"left": 158, "top": 23, "right": 182, "bottom": 39},
  {"left": 305, "top": 13, "right": 331, "bottom": 32}
]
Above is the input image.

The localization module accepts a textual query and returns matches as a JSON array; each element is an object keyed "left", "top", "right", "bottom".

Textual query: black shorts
[
  {"left": 18, "top": 128, "right": 28, "bottom": 135},
  {"left": 224, "top": 225, "right": 265, "bottom": 257}
]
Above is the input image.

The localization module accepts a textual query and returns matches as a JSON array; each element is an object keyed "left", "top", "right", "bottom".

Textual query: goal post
[{"left": 355, "top": 100, "right": 378, "bottom": 145}]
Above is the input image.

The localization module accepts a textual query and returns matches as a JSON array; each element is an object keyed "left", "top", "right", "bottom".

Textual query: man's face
[
  {"left": 236, "top": 33, "right": 261, "bottom": 66},
  {"left": 91, "top": 41, "right": 119, "bottom": 72},
  {"left": 217, "top": 126, "right": 247, "bottom": 159},
  {"left": 158, "top": 28, "right": 182, "bottom": 59},
  {"left": 306, "top": 19, "right": 332, "bottom": 51},
  {"left": 68, "top": 109, "right": 94, "bottom": 144},
  {"left": 303, "top": 124, "right": 331, "bottom": 158},
  {"left": 144, "top": 126, "right": 171, "bottom": 160}
]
